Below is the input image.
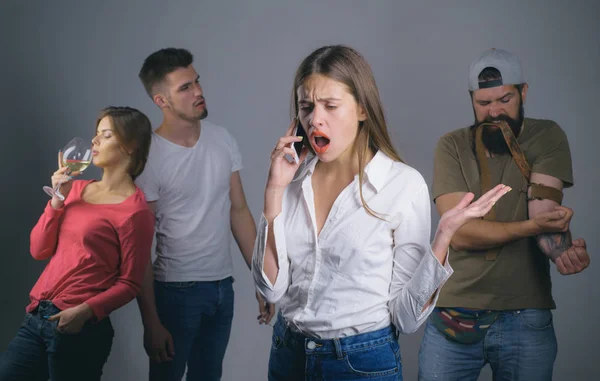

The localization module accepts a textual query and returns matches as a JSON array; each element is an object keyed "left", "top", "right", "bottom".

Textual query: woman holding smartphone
[
  {"left": 0, "top": 106, "right": 155, "bottom": 381},
  {"left": 252, "top": 45, "right": 510, "bottom": 380}
]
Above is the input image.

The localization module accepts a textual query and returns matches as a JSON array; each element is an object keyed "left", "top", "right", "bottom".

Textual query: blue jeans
[
  {"left": 269, "top": 312, "right": 402, "bottom": 380},
  {"left": 150, "top": 277, "right": 234, "bottom": 381},
  {"left": 0, "top": 300, "right": 114, "bottom": 381},
  {"left": 418, "top": 308, "right": 557, "bottom": 381}
]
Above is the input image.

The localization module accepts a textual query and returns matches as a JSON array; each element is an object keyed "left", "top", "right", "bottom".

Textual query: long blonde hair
[{"left": 291, "top": 45, "right": 402, "bottom": 217}]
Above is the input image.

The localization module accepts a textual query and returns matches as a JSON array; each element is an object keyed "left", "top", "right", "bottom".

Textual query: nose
[
  {"left": 488, "top": 105, "right": 503, "bottom": 119},
  {"left": 91, "top": 136, "right": 99, "bottom": 145},
  {"left": 310, "top": 106, "right": 324, "bottom": 128},
  {"left": 193, "top": 82, "right": 203, "bottom": 97}
]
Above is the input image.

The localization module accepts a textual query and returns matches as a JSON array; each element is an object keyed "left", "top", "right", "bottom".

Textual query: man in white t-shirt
[{"left": 135, "top": 47, "right": 274, "bottom": 381}]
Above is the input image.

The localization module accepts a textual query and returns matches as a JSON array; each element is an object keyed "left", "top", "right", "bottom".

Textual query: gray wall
[{"left": 1, "top": 1, "right": 598, "bottom": 380}]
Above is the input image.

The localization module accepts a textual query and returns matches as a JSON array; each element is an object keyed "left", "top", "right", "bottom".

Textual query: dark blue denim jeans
[
  {"left": 268, "top": 312, "right": 402, "bottom": 381},
  {"left": 0, "top": 300, "right": 114, "bottom": 381},
  {"left": 149, "top": 277, "right": 234, "bottom": 381},
  {"left": 418, "top": 308, "right": 557, "bottom": 381}
]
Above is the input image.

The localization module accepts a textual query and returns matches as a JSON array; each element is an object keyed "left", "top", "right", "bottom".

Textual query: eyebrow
[
  {"left": 96, "top": 128, "right": 112, "bottom": 134},
  {"left": 178, "top": 75, "right": 200, "bottom": 91},
  {"left": 476, "top": 91, "right": 515, "bottom": 103},
  {"left": 298, "top": 97, "right": 342, "bottom": 103}
]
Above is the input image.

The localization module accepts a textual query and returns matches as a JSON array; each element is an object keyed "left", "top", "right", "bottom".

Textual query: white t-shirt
[{"left": 135, "top": 121, "right": 242, "bottom": 282}]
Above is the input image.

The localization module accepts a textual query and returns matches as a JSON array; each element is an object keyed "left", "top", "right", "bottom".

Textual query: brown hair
[
  {"left": 291, "top": 45, "right": 402, "bottom": 218},
  {"left": 95, "top": 106, "right": 152, "bottom": 180}
]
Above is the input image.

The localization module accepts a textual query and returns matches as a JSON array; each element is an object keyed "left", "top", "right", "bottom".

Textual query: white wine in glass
[
  {"left": 63, "top": 159, "right": 91, "bottom": 173},
  {"left": 43, "top": 137, "right": 92, "bottom": 200}
]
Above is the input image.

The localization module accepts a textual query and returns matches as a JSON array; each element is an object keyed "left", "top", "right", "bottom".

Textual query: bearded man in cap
[{"left": 418, "top": 48, "right": 590, "bottom": 381}]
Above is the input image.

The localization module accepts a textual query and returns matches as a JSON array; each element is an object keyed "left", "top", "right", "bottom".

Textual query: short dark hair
[
  {"left": 138, "top": 48, "right": 194, "bottom": 97},
  {"left": 470, "top": 67, "right": 524, "bottom": 95},
  {"left": 95, "top": 106, "right": 152, "bottom": 180}
]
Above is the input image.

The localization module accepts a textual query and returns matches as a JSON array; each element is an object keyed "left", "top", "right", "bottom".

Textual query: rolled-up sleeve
[
  {"left": 252, "top": 213, "right": 290, "bottom": 303},
  {"left": 388, "top": 184, "right": 453, "bottom": 334}
]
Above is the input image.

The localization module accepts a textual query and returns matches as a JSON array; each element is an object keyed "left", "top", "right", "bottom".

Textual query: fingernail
[
  {"left": 43, "top": 315, "right": 49, "bottom": 319},
  {"left": 506, "top": 187, "right": 512, "bottom": 192},
  {"left": 298, "top": 136, "right": 303, "bottom": 140},
  {"left": 67, "top": 176, "right": 74, "bottom": 180}
]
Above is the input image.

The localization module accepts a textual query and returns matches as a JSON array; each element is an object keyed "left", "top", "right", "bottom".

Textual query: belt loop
[{"left": 333, "top": 338, "right": 343, "bottom": 360}]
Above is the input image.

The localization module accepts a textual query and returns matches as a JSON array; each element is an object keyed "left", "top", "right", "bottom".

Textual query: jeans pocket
[
  {"left": 271, "top": 319, "right": 286, "bottom": 351},
  {"left": 344, "top": 340, "right": 399, "bottom": 377},
  {"left": 22, "top": 313, "right": 33, "bottom": 327},
  {"left": 518, "top": 309, "right": 553, "bottom": 330},
  {"left": 390, "top": 339, "right": 402, "bottom": 364},
  {"left": 271, "top": 330, "right": 284, "bottom": 350}
]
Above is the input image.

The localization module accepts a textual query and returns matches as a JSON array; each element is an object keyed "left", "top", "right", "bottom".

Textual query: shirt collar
[
  {"left": 292, "top": 150, "right": 394, "bottom": 193},
  {"left": 292, "top": 153, "right": 319, "bottom": 182},
  {"left": 363, "top": 150, "right": 394, "bottom": 192}
]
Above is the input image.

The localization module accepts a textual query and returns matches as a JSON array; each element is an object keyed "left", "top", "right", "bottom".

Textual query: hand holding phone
[
  {"left": 292, "top": 121, "right": 308, "bottom": 164},
  {"left": 266, "top": 119, "right": 307, "bottom": 192}
]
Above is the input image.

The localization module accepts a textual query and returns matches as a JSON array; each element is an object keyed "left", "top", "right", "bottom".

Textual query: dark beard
[
  {"left": 474, "top": 102, "right": 524, "bottom": 155},
  {"left": 175, "top": 107, "right": 208, "bottom": 122}
]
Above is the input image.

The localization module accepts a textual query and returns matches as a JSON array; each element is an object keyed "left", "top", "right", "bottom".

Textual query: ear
[
  {"left": 520, "top": 83, "right": 529, "bottom": 104},
  {"left": 357, "top": 104, "right": 367, "bottom": 122},
  {"left": 153, "top": 93, "right": 169, "bottom": 109},
  {"left": 119, "top": 144, "right": 133, "bottom": 156}
]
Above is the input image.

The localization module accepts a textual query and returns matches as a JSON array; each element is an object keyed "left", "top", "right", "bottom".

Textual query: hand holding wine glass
[
  {"left": 48, "top": 153, "right": 79, "bottom": 208},
  {"left": 43, "top": 137, "right": 92, "bottom": 202}
]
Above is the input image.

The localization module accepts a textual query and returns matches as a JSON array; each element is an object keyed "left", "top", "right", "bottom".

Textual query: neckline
[
  {"left": 153, "top": 125, "right": 204, "bottom": 150},
  {"left": 78, "top": 180, "right": 138, "bottom": 206}
]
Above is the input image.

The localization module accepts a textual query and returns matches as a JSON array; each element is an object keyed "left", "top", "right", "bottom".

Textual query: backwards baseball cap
[{"left": 468, "top": 48, "right": 524, "bottom": 91}]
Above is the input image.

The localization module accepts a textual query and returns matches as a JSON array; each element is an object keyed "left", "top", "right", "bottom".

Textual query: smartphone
[{"left": 293, "top": 121, "right": 308, "bottom": 161}]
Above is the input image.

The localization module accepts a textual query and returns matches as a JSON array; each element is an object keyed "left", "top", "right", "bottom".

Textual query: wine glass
[{"left": 43, "top": 137, "right": 92, "bottom": 200}]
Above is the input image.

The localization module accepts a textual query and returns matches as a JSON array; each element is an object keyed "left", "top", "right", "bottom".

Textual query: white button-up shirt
[{"left": 252, "top": 151, "right": 453, "bottom": 339}]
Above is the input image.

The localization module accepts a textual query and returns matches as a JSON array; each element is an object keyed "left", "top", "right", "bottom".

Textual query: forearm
[
  {"left": 252, "top": 212, "right": 288, "bottom": 303},
  {"left": 231, "top": 206, "right": 257, "bottom": 269},
  {"left": 85, "top": 251, "right": 149, "bottom": 321},
  {"left": 536, "top": 231, "right": 572, "bottom": 261},
  {"left": 451, "top": 219, "right": 539, "bottom": 251},
  {"left": 422, "top": 231, "right": 453, "bottom": 310},
  {"left": 136, "top": 262, "right": 161, "bottom": 327},
  {"left": 389, "top": 246, "right": 453, "bottom": 333},
  {"left": 30, "top": 202, "right": 64, "bottom": 260},
  {"left": 262, "top": 189, "right": 284, "bottom": 284},
  {"left": 527, "top": 173, "right": 570, "bottom": 260},
  {"left": 86, "top": 280, "right": 140, "bottom": 321}
]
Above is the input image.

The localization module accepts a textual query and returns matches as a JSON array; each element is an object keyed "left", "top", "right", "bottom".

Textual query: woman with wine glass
[{"left": 0, "top": 106, "right": 155, "bottom": 381}]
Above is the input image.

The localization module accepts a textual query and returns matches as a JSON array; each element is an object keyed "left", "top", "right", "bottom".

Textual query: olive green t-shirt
[{"left": 433, "top": 118, "right": 573, "bottom": 310}]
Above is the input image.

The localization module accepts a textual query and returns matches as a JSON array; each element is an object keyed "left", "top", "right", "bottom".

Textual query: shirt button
[{"left": 307, "top": 341, "right": 316, "bottom": 350}]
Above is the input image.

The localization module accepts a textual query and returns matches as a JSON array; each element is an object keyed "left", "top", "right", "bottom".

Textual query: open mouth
[{"left": 310, "top": 131, "right": 331, "bottom": 154}]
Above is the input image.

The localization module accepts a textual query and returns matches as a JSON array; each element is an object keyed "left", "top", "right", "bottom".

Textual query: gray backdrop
[{"left": 1, "top": 1, "right": 598, "bottom": 380}]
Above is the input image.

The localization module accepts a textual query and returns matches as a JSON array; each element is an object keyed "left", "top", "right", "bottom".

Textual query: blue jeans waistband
[
  {"left": 32, "top": 300, "right": 61, "bottom": 317},
  {"left": 276, "top": 312, "right": 398, "bottom": 354},
  {"left": 155, "top": 276, "right": 233, "bottom": 287}
]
